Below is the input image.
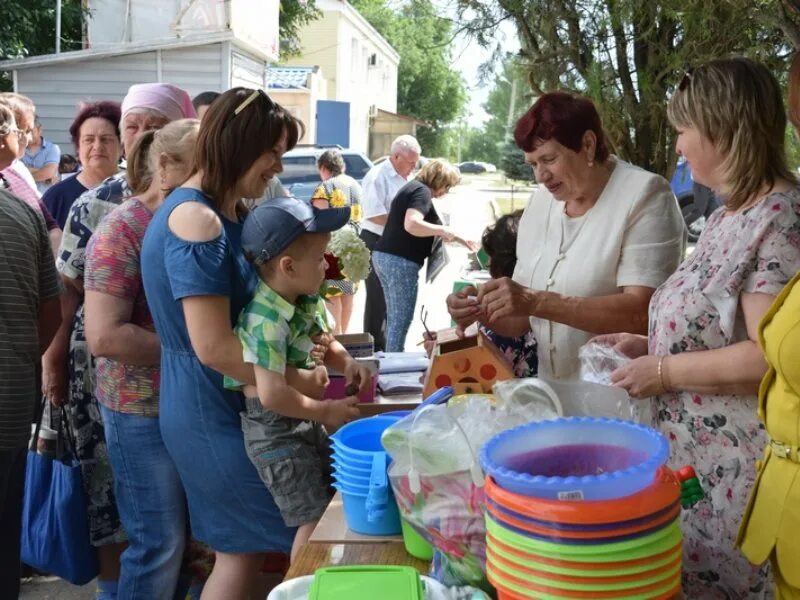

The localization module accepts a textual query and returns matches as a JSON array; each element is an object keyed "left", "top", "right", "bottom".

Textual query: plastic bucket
[
  {"left": 481, "top": 418, "right": 669, "bottom": 501},
  {"left": 332, "top": 458, "right": 372, "bottom": 477},
  {"left": 340, "top": 489, "right": 401, "bottom": 535},
  {"left": 332, "top": 417, "right": 398, "bottom": 458},
  {"left": 400, "top": 518, "right": 434, "bottom": 560}
]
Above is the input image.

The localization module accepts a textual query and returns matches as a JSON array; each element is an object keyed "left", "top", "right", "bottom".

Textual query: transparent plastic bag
[
  {"left": 579, "top": 341, "right": 630, "bottom": 385},
  {"left": 382, "top": 393, "right": 554, "bottom": 591}
]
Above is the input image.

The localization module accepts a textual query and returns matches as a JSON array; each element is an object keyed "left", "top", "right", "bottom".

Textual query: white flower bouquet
[{"left": 323, "top": 227, "right": 371, "bottom": 294}]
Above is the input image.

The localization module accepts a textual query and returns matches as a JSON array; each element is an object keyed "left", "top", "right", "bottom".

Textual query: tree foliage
[
  {"left": 349, "top": 0, "right": 467, "bottom": 157},
  {"left": 280, "top": 1, "right": 322, "bottom": 59},
  {"left": 453, "top": 0, "right": 800, "bottom": 177},
  {"left": 0, "top": 0, "right": 85, "bottom": 90}
]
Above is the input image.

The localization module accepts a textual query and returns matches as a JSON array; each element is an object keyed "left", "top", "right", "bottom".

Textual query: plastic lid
[{"left": 310, "top": 566, "right": 423, "bottom": 600}]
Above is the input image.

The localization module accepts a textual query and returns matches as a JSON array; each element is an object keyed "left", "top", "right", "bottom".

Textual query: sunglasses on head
[{"left": 225, "top": 89, "right": 276, "bottom": 126}]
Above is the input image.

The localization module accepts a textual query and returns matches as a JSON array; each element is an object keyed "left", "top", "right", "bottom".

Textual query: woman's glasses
[{"left": 225, "top": 89, "right": 276, "bottom": 127}]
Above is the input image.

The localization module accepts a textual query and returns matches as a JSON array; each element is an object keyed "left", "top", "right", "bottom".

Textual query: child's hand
[
  {"left": 323, "top": 397, "right": 360, "bottom": 430},
  {"left": 344, "top": 360, "right": 373, "bottom": 395},
  {"left": 310, "top": 332, "right": 333, "bottom": 365}
]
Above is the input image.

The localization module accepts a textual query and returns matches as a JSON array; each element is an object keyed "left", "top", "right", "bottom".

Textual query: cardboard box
[{"left": 335, "top": 333, "right": 374, "bottom": 358}]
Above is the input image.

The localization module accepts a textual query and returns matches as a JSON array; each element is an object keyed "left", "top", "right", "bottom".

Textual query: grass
[{"left": 494, "top": 195, "right": 530, "bottom": 216}]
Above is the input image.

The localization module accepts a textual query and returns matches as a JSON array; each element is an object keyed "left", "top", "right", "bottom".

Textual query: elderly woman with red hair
[{"left": 448, "top": 92, "right": 686, "bottom": 380}]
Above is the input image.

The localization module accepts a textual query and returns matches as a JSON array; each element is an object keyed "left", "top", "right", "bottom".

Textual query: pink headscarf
[{"left": 121, "top": 83, "right": 196, "bottom": 122}]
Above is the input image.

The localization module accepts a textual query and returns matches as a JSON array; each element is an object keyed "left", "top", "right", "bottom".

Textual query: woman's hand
[
  {"left": 610, "top": 356, "right": 663, "bottom": 399},
  {"left": 42, "top": 352, "right": 68, "bottom": 407},
  {"left": 477, "top": 277, "right": 536, "bottom": 323},
  {"left": 455, "top": 237, "right": 480, "bottom": 253},
  {"left": 446, "top": 285, "right": 482, "bottom": 335},
  {"left": 590, "top": 333, "right": 649, "bottom": 359}
]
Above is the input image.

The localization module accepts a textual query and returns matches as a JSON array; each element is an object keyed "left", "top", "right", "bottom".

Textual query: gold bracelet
[{"left": 657, "top": 356, "right": 670, "bottom": 393}]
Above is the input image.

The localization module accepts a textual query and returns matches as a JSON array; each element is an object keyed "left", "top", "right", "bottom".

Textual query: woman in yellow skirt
[{"left": 736, "top": 54, "right": 800, "bottom": 599}]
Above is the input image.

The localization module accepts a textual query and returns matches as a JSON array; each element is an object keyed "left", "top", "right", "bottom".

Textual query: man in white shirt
[{"left": 360, "top": 135, "right": 421, "bottom": 351}]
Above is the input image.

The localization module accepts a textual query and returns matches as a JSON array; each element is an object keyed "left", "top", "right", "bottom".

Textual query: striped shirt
[{"left": 0, "top": 190, "right": 62, "bottom": 449}]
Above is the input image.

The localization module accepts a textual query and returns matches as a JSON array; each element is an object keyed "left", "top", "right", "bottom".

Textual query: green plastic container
[
  {"left": 309, "top": 565, "right": 423, "bottom": 600},
  {"left": 401, "top": 518, "right": 434, "bottom": 560}
]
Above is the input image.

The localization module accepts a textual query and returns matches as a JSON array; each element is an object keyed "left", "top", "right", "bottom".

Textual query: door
[{"left": 316, "top": 100, "right": 350, "bottom": 147}]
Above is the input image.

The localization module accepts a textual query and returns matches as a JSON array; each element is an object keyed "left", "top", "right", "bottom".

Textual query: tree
[
  {"left": 0, "top": 1, "right": 320, "bottom": 90},
  {"left": 0, "top": 0, "right": 85, "bottom": 90},
  {"left": 499, "top": 139, "right": 532, "bottom": 181},
  {"left": 349, "top": 0, "right": 467, "bottom": 156},
  {"left": 476, "top": 55, "right": 530, "bottom": 165},
  {"left": 452, "top": 0, "right": 798, "bottom": 177}
]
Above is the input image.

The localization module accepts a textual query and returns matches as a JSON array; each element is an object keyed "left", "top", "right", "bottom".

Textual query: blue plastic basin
[
  {"left": 480, "top": 417, "right": 669, "bottom": 501},
  {"left": 340, "top": 489, "right": 402, "bottom": 535},
  {"left": 331, "top": 417, "right": 398, "bottom": 457}
]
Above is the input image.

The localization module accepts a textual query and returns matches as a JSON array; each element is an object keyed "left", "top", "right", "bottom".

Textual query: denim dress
[{"left": 141, "top": 187, "right": 295, "bottom": 553}]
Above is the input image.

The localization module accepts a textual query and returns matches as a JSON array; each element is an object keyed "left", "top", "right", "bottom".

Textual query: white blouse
[{"left": 512, "top": 158, "right": 686, "bottom": 380}]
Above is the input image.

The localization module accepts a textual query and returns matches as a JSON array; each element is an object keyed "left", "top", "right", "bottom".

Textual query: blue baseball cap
[{"left": 242, "top": 196, "right": 351, "bottom": 265}]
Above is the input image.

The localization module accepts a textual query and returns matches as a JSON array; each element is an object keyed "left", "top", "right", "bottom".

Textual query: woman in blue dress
[{"left": 141, "top": 88, "right": 306, "bottom": 599}]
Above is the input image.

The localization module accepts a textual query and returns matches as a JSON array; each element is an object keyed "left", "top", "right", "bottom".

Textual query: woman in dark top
[
  {"left": 373, "top": 159, "right": 477, "bottom": 351},
  {"left": 42, "top": 101, "right": 122, "bottom": 228}
]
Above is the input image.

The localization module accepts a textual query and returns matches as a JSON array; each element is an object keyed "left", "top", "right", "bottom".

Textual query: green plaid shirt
[{"left": 225, "top": 280, "right": 330, "bottom": 390}]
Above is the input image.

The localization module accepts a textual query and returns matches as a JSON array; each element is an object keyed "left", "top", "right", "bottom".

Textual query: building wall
[
  {"left": 283, "top": 12, "right": 341, "bottom": 102},
  {"left": 285, "top": 0, "right": 399, "bottom": 153},
  {"left": 231, "top": 48, "right": 266, "bottom": 89},
  {"left": 14, "top": 44, "right": 226, "bottom": 151},
  {"left": 269, "top": 69, "right": 327, "bottom": 144}
]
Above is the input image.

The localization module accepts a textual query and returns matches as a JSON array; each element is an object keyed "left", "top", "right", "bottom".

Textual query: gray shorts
[{"left": 241, "top": 398, "right": 334, "bottom": 527}]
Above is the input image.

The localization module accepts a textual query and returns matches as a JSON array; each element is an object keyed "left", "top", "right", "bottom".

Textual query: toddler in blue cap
[{"left": 225, "top": 196, "right": 372, "bottom": 562}]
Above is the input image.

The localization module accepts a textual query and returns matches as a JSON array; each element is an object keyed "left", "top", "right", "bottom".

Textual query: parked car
[
  {"left": 280, "top": 146, "right": 374, "bottom": 201},
  {"left": 669, "top": 157, "right": 720, "bottom": 243},
  {"left": 456, "top": 161, "right": 487, "bottom": 174},
  {"left": 477, "top": 161, "right": 497, "bottom": 173}
]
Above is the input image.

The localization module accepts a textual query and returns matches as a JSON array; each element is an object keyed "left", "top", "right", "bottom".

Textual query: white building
[
  {"left": 0, "top": 0, "right": 280, "bottom": 151},
  {"left": 283, "top": 0, "right": 400, "bottom": 153}
]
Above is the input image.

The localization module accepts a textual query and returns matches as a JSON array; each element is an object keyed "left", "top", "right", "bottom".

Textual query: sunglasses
[
  {"left": 678, "top": 67, "right": 695, "bottom": 92},
  {"left": 225, "top": 89, "right": 276, "bottom": 126}
]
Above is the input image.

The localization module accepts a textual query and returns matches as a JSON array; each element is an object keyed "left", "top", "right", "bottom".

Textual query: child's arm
[
  {"left": 255, "top": 364, "right": 359, "bottom": 428},
  {"left": 324, "top": 341, "right": 373, "bottom": 394},
  {"left": 286, "top": 365, "right": 329, "bottom": 400}
]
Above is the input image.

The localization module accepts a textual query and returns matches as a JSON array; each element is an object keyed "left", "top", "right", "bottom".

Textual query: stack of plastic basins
[
  {"left": 330, "top": 416, "right": 402, "bottom": 535},
  {"left": 480, "top": 417, "right": 681, "bottom": 599}
]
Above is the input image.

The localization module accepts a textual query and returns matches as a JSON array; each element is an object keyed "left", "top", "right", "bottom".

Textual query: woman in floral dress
[
  {"left": 605, "top": 58, "right": 800, "bottom": 598},
  {"left": 311, "top": 149, "right": 363, "bottom": 334}
]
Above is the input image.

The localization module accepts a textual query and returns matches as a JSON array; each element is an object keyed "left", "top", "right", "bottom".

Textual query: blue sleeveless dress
[{"left": 141, "top": 187, "right": 295, "bottom": 553}]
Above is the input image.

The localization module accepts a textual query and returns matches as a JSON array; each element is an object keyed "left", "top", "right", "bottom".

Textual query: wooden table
[{"left": 284, "top": 542, "right": 430, "bottom": 580}]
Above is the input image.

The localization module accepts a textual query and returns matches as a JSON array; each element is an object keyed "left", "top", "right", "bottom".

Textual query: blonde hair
[
  {"left": 128, "top": 118, "right": 200, "bottom": 195},
  {"left": 667, "top": 57, "right": 793, "bottom": 210},
  {"left": 416, "top": 159, "right": 460, "bottom": 192}
]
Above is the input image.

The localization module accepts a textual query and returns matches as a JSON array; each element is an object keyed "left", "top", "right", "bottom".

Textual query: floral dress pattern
[
  {"left": 648, "top": 188, "right": 800, "bottom": 598},
  {"left": 56, "top": 172, "right": 130, "bottom": 545},
  {"left": 311, "top": 174, "right": 362, "bottom": 297}
]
